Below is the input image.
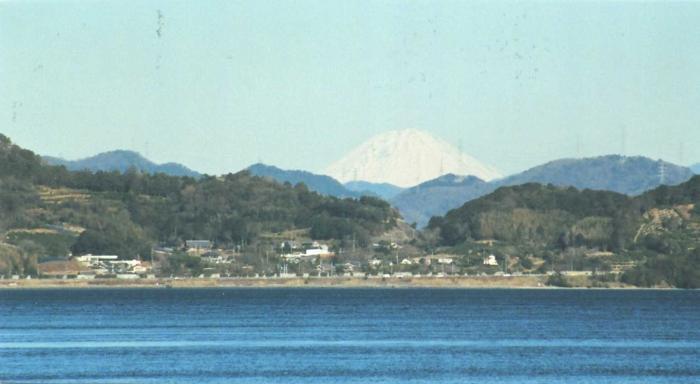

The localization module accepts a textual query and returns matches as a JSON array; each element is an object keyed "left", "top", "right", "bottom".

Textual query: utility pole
[
  {"left": 352, "top": 232, "right": 356, "bottom": 254},
  {"left": 395, "top": 239, "right": 399, "bottom": 266},
  {"left": 570, "top": 253, "right": 574, "bottom": 272}
]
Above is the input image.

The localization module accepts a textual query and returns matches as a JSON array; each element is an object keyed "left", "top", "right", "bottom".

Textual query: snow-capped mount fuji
[{"left": 325, "top": 129, "right": 501, "bottom": 188}]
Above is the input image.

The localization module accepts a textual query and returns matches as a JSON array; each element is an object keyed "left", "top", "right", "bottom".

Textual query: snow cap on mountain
[{"left": 325, "top": 129, "right": 501, "bottom": 188}]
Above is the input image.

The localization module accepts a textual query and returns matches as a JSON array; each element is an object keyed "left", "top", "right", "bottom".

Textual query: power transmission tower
[{"left": 658, "top": 161, "right": 666, "bottom": 185}]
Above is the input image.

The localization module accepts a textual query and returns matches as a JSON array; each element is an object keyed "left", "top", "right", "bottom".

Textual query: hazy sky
[{"left": 2, "top": 1, "right": 700, "bottom": 176}]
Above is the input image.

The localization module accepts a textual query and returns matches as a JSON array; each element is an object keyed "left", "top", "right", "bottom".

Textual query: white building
[
  {"left": 201, "top": 253, "right": 227, "bottom": 264},
  {"left": 75, "top": 255, "right": 149, "bottom": 274},
  {"left": 483, "top": 255, "right": 498, "bottom": 266},
  {"left": 74, "top": 254, "right": 118, "bottom": 267},
  {"left": 282, "top": 242, "right": 333, "bottom": 261},
  {"left": 302, "top": 243, "right": 332, "bottom": 257},
  {"left": 116, "top": 274, "right": 140, "bottom": 280}
]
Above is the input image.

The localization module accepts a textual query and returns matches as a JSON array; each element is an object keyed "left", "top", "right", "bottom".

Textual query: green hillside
[
  {"left": 0, "top": 134, "right": 398, "bottom": 276},
  {"left": 428, "top": 183, "right": 639, "bottom": 248},
  {"left": 428, "top": 178, "right": 700, "bottom": 288}
]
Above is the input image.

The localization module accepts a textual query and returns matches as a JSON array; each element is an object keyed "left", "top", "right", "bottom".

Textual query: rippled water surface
[{"left": 1, "top": 288, "right": 699, "bottom": 383}]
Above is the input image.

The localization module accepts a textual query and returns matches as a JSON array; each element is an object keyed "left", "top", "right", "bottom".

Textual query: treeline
[
  {"left": 0, "top": 134, "right": 398, "bottom": 269},
  {"left": 622, "top": 249, "right": 700, "bottom": 289},
  {"left": 0, "top": 243, "right": 37, "bottom": 277}
]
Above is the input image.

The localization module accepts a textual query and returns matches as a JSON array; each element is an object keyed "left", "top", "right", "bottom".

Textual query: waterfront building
[{"left": 483, "top": 255, "right": 499, "bottom": 266}]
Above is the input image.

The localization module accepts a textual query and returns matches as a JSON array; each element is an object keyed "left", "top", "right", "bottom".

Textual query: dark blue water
[{"left": 1, "top": 288, "right": 699, "bottom": 383}]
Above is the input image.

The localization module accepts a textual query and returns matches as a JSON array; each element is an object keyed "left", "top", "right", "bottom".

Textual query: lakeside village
[{"left": 10, "top": 235, "right": 634, "bottom": 282}]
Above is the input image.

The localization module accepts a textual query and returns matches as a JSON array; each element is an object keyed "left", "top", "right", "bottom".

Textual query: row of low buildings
[
  {"left": 72, "top": 254, "right": 152, "bottom": 278},
  {"left": 280, "top": 241, "right": 334, "bottom": 263},
  {"left": 154, "top": 240, "right": 235, "bottom": 264},
  {"left": 368, "top": 254, "right": 499, "bottom": 267},
  {"left": 68, "top": 237, "right": 503, "bottom": 278}
]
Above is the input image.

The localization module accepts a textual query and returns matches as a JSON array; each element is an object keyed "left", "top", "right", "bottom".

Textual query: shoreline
[{"left": 0, "top": 275, "right": 646, "bottom": 289}]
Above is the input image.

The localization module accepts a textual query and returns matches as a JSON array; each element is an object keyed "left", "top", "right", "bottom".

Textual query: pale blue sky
[{"left": 2, "top": 0, "right": 699, "bottom": 175}]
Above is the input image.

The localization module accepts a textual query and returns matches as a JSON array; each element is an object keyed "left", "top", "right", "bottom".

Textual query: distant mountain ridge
[
  {"left": 247, "top": 163, "right": 405, "bottom": 200},
  {"left": 391, "top": 174, "right": 491, "bottom": 227},
  {"left": 692, "top": 163, "right": 700, "bottom": 174},
  {"left": 494, "top": 156, "right": 691, "bottom": 196},
  {"left": 392, "top": 155, "right": 695, "bottom": 227},
  {"left": 343, "top": 181, "right": 404, "bottom": 200},
  {"left": 247, "top": 163, "right": 361, "bottom": 198},
  {"left": 43, "top": 150, "right": 201, "bottom": 178}
]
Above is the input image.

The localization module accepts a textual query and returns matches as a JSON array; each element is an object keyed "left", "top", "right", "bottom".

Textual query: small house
[{"left": 483, "top": 255, "right": 498, "bottom": 266}]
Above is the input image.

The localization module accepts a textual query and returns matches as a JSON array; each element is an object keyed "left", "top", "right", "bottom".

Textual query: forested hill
[
  {"left": 0, "top": 134, "right": 398, "bottom": 274},
  {"left": 428, "top": 183, "right": 641, "bottom": 248},
  {"left": 428, "top": 176, "right": 700, "bottom": 250},
  {"left": 428, "top": 178, "right": 700, "bottom": 288}
]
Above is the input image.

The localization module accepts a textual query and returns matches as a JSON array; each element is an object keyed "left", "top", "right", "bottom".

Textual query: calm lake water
[{"left": 1, "top": 288, "right": 699, "bottom": 383}]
